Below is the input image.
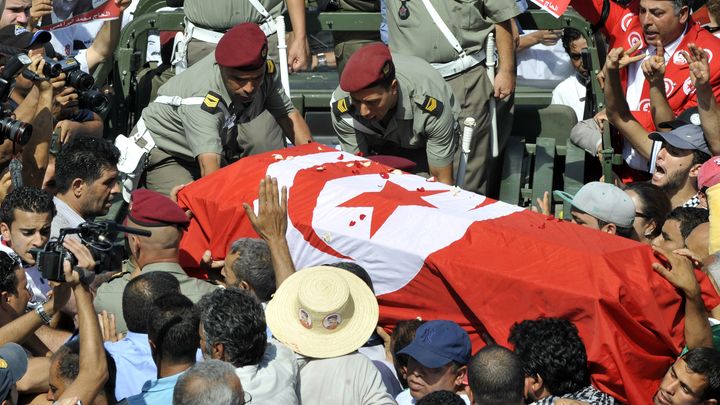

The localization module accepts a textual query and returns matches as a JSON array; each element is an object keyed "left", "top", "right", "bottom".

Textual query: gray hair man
[
  {"left": 222, "top": 239, "right": 276, "bottom": 302},
  {"left": 172, "top": 359, "right": 245, "bottom": 405}
]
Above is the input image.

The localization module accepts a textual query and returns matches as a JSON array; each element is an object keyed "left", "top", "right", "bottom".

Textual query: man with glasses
[{"left": 551, "top": 27, "right": 589, "bottom": 122}]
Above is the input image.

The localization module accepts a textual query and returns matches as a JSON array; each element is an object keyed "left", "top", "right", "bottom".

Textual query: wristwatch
[
  {"left": 317, "top": 53, "right": 327, "bottom": 68},
  {"left": 35, "top": 305, "right": 52, "bottom": 325}
]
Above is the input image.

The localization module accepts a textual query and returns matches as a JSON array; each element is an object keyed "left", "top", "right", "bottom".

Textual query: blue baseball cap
[
  {"left": 0, "top": 343, "right": 27, "bottom": 400},
  {"left": 398, "top": 320, "right": 471, "bottom": 368}
]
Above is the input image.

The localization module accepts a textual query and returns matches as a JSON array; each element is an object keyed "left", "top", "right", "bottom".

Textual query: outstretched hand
[
  {"left": 605, "top": 42, "right": 645, "bottom": 71},
  {"left": 682, "top": 43, "right": 711, "bottom": 90},
  {"left": 243, "top": 176, "right": 288, "bottom": 242}
]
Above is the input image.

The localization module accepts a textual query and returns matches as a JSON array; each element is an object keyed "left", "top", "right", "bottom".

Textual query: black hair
[
  {"left": 562, "top": 27, "right": 584, "bottom": 54},
  {"left": 0, "top": 186, "right": 56, "bottom": 226},
  {"left": 682, "top": 348, "right": 720, "bottom": 401},
  {"left": 198, "top": 288, "right": 266, "bottom": 368},
  {"left": 415, "top": 390, "right": 466, "bottom": 405},
  {"left": 54, "top": 135, "right": 120, "bottom": 194},
  {"left": 468, "top": 345, "right": 524, "bottom": 405},
  {"left": 667, "top": 207, "right": 709, "bottom": 242},
  {"left": 54, "top": 339, "right": 118, "bottom": 404},
  {"left": 596, "top": 218, "right": 635, "bottom": 239},
  {"left": 147, "top": 293, "right": 199, "bottom": 365},
  {"left": 508, "top": 317, "right": 590, "bottom": 396},
  {"left": 624, "top": 182, "right": 672, "bottom": 239},
  {"left": 326, "top": 261, "right": 375, "bottom": 293},
  {"left": 0, "top": 251, "right": 19, "bottom": 295},
  {"left": 692, "top": 150, "right": 711, "bottom": 167},
  {"left": 122, "top": 272, "right": 180, "bottom": 333}
]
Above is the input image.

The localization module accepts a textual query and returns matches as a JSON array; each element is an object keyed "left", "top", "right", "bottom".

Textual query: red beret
[
  {"left": 128, "top": 189, "right": 190, "bottom": 229},
  {"left": 215, "top": 23, "right": 268, "bottom": 70},
  {"left": 340, "top": 43, "right": 394, "bottom": 93}
]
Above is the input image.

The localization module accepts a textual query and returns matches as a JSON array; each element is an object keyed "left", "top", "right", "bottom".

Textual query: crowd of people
[{"left": 0, "top": 0, "right": 718, "bottom": 403}]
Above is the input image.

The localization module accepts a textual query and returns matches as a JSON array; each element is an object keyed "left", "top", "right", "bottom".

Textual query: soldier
[
  {"left": 331, "top": 43, "right": 459, "bottom": 185},
  {"left": 385, "top": 0, "right": 521, "bottom": 194},
  {"left": 118, "top": 23, "right": 313, "bottom": 198},
  {"left": 94, "top": 189, "right": 218, "bottom": 334}
]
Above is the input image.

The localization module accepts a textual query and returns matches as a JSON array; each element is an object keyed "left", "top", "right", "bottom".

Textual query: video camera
[
  {"left": 41, "top": 56, "right": 110, "bottom": 115},
  {"left": 32, "top": 221, "right": 151, "bottom": 283},
  {"left": 0, "top": 53, "right": 33, "bottom": 146}
]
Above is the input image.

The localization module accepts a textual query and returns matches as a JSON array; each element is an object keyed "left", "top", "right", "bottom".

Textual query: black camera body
[
  {"left": 0, "top": 53, "right": 33, "bottom": 145},
  {"left": 42, "top": 57, "right": 95, "bottom": 91},
  {"left": 32, "top": 221, "right": 151, "bottom": 283},
  {"left": 34, "top": 240, "right": 77, "bottom": 282}
]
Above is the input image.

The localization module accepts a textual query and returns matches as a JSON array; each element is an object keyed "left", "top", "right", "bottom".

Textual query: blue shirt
[
  {"left": 126, "top": 371, "right": 186, "bottom": 405},
  {"left": 105, "top": 332, "right": 157, "bottom": 401}
]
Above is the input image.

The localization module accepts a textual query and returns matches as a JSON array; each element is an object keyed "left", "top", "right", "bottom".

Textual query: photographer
[{"left": 0, "top": 236, "right": 96, "bottom": 397}]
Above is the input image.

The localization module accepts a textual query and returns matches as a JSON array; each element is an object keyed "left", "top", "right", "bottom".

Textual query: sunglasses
[{"left": 569, "top": 53, "right": 583, "bottom": 61}]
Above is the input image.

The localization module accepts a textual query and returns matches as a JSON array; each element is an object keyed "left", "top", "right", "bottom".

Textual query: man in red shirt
[{"left": 572, "top": 0, "right": 720, "bottom": 172}]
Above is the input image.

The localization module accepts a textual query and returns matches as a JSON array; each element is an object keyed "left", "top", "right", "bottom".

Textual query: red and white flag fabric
[
  {"left": 177, "top": 143, "right": 715, "bottom": 405},
  {"left": 529, "top": 0, "right": 571, "bottom": 18}
]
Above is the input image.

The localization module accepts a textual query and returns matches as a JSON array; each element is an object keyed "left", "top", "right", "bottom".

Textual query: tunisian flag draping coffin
[{"left": 177, "top": 143, "right": 703, "bottom": 405}]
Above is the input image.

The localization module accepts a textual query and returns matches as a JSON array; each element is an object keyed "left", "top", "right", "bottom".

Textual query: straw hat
[{"left": 266, "top": 266, "right": 379, "bottom": 359}]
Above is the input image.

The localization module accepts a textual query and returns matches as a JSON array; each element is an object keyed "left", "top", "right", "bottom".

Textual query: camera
[
  {"left": 78, "top": 88, "right": 110, "bottom": 115},
  {"left": 32, "top": 221, "right": 151, "bottom": 283},
  {"left": 42, "top": 57, "right": 95, "bottom": 91},
  {"left": 0, "top": 115, "right": 32, "bottom": 145}
]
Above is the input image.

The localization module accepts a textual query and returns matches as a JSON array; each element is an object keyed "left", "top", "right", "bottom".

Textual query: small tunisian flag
[
  {"left": 177, "top": 143, "right": 712, "bottom": 405},
  {"left": 530, "top": 0, "right": 571, "bottom": 18}
]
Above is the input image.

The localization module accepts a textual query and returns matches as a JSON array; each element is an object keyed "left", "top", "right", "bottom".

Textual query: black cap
[{"left": 0, "top": 25, "right": 51, "bottom": 49}]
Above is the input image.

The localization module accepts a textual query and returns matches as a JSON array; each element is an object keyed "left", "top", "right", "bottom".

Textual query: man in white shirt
[{"left": 551, "top": 27, "right": 589, "bottom": 121}]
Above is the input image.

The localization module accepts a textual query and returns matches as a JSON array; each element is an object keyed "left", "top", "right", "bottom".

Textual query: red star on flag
[{"left": 339, "top": 180, "right": 445, "bottom": 238}]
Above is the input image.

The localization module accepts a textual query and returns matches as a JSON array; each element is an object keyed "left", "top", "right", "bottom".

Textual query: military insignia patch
[
  {"left": 261, "top": 45, "right": 268, "bottom": 59},
  {"left": 382, "top": 62, "right": 390, "bottom": 76},
  {"left": 201, "top": 91, "right": 223, "bottom": 113},
  {"left": 332, "top": 96, "right": 352, "bottom": 116},
  {"left": 417, "top": 96, "right": 443, "bottom": 116},
  {"left": 398, "top": 0, "right": 410, "bottom": 20},
  {"left": 266, "top": 60, "right": 276, "bottom": 74}
]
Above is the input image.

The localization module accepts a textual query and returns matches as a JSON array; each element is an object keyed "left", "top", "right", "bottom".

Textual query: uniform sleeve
[
  {"left": 484, "top": 0, "right": 522, "bottom": 23},
  {"left": 423, "top": 105, "right": 458, "bottom": 168},
  {"left": 264, "top": 69, "right": 296, "bottom": 119},
  {"left": 178, "top": 104, "right": 224, "bottom": 157}
]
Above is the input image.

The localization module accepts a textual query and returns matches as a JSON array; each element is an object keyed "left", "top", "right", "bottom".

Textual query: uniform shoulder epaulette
[
  {"left": 266, "top": 60, "right": 276, "bottom": 75},
  {"left": 200, "top": 90, "right": 224, "bottom": 114},
  {"left": 332, "top": 96, "right": 352, "bottom": 117},
  {"left": 108, "top": 270, "right": 129, "bottom": 281},
  {"left": 416, "top": 95, "right": 444, "bottom": 117}
]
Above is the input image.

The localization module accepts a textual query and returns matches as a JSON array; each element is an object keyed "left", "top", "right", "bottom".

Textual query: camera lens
[
  {"left": 67, "top": 70, "right": 95, "bottom": 92},
  {"left": 78, "top": 89, "right": 110, "bottom": 115},
  {"left": 0, "top": 117, "right": 32, "bottom": 145}
]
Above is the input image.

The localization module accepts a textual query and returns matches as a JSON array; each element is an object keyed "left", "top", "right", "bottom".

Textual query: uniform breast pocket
[{"left": 451, "top": 0, "right": 483, "bottom": 30}]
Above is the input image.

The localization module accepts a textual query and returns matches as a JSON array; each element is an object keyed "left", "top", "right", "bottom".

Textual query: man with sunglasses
[{"left": 551, "top": 27, "right": 589, "bottom": 122}]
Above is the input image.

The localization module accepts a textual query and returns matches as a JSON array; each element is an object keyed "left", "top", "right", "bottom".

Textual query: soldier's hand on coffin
[
  {"left": 652, "top": 245, "right": 701, "bottom": 299},
  {"left": 243, "top": 176, "right": 288, "bottom": 242}
]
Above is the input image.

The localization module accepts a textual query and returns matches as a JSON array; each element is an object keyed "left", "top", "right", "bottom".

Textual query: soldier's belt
[
  {"left": 187, "top": 19, "right": 276, "bottom": 44},
  {"left": 431, "top": 51, "right": 486, "bottom": 78}
]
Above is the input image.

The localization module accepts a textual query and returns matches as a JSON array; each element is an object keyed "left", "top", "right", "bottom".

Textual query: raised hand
[
  {"left": 642, "top": 40, "right": 666, "bottom": 85},
  {"left": 605, "top": 42, "right": 645, "bottom": 71},
  {"left": 682, "top": 43, "right": 711, "bottom": 90},
  {"left": 652, "top": 245, "right": 701, "bottom": 299},
  {"left": 242, "top": 176, "right": 288, "bottom": 242}
]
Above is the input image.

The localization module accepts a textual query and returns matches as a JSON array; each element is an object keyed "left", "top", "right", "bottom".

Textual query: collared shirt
[
  {"left": 51, "top": 196, "right": 85, "bottom": 239},
  {"left": 235, "top": 341, "right": 299, "bottom": 404},
  {"left": 551, "top": 73, "right": 588, "bottom": 121},
  {"left": 105, "top": 332, "right": 157, "bottom": 401},
  {"left": 126, "top": 370, "right": 186, "bottom": 405}
]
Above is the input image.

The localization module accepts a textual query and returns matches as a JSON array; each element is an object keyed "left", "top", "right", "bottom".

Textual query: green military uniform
[
  {"left": 94, "top": 261, "right": 218, "bottom": 335},
  {"left": 333, "top": 0, "right": 381, "bottom": 75},
  {"left": 183, "top": 0, "right": 284, "bottom": 65},
  {"left": 386, "top": 0, "right": 520, "bottom": 194},
  {"left": 137, "top": 52, "right": 294, "bottom": 195},
  {"left": 331, "top": 53, "right": 459, "bottom": 171}
]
